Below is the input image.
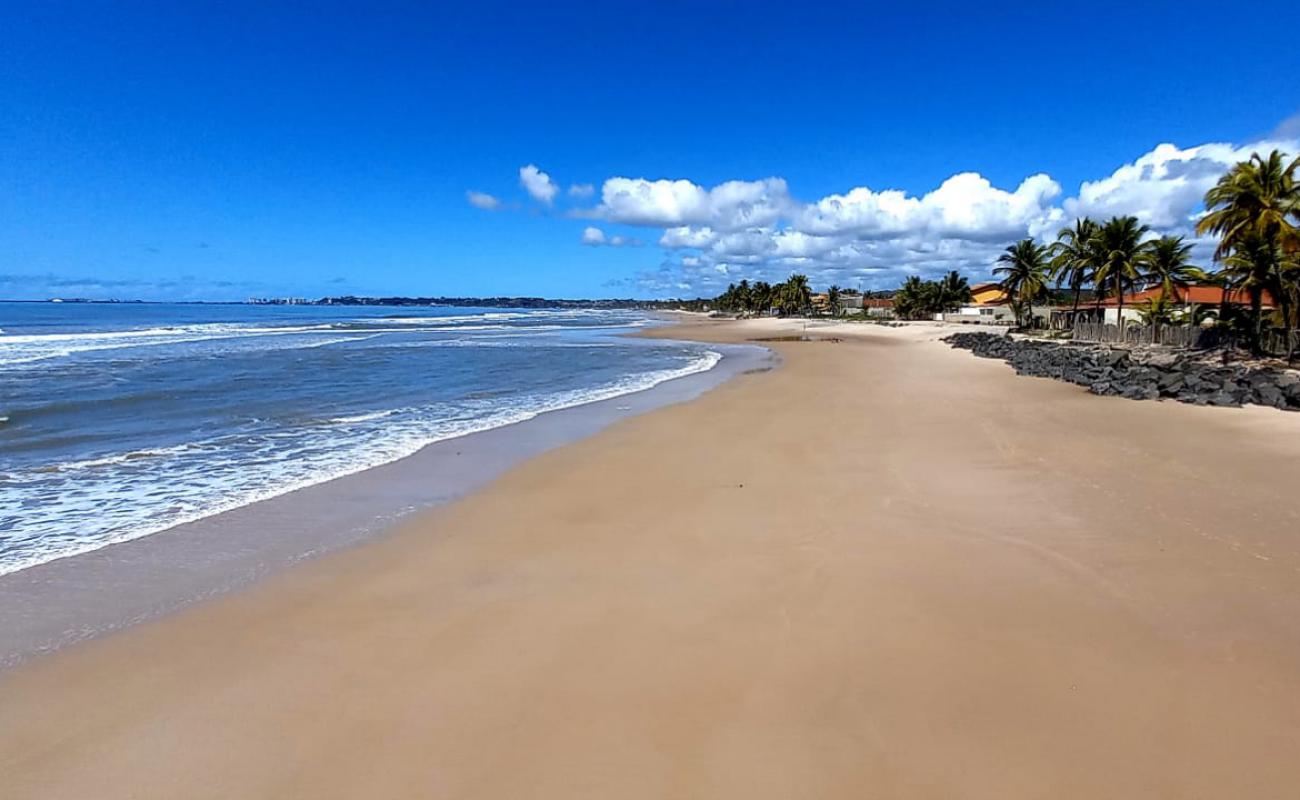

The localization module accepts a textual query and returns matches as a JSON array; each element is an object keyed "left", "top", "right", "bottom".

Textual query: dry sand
[{"left": 3, "top": 318, "right": 1300, "bottom": 798}]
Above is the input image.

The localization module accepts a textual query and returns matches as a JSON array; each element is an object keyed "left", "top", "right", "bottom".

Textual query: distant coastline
[{"left": 0, "top": 296, "right": 703, "bottom": 309}]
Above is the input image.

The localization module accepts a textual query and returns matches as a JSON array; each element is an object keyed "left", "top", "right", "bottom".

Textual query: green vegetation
[
  {"left": 892, "top": 271, "right": 972, "bottom": 320},
  {"left": 827, "top": 285, "right": 842, "bottom": 316},
  {"left": 712, "top": 275, "right": 814, "bottom": 316},
  {"left": 699, "top": 150, "right": 1299, "bottom": 360},
  {"left": 994, "top": 240, "right": 1049, "bottom": 327}
]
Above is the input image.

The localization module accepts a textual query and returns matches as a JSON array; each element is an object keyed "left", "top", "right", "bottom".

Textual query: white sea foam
[
  {"left": 0, "top": 346, "right": 723, "bottom": 575},
  {"left": 0, "top": 311, "right": 648, "bottom": 367}
]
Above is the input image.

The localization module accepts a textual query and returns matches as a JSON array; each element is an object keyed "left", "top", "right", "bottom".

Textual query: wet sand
[{"left": 3, "top": 318, "right": 1300, "bottom": 798}]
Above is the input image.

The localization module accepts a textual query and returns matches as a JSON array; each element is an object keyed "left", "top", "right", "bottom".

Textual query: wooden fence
[
  {"left": 1072, "top": 321, "right": 1298, "bottom": 356},
  {"left": 1070, "top": 321, "right": 1215, "bottom": 348}
]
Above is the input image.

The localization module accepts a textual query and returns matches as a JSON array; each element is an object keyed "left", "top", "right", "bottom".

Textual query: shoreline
[
  {"left": 0, "top": 336, "right": 772, "bottom": 668},
  {"left": 3, "top": 318, "right": 1300, "bottom": 797}
]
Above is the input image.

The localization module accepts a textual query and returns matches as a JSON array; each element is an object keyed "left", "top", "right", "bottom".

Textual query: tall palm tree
[
  {"left": 1197, "top": 150, "right": 1300, "bottom": 259},
  {"left": 1092, "top": 216, "right": 1148, "bottom": 328},
  {"left": 1199, "top": 149, "right": 1300, "bottom": 358},
  {"left": 1222, "top": 234, "right": 1286, "bottom": 355},
  {"left": 1140, "top": 235, "right": 1198, "bottom": 300},
  {"left": 1049, "top": 218, "right": 1100, "bottom": 317},
  {"left": 935, "top": 270, "right": 972, "bottom": 312},
  {"left": 827, "top": 285, "right": 842, "bottom": 317},
  {"left": 751, "top": 281, "right": 773, "bottom": 314},
  {"left": 993, "top": 239, "right": 1049, "bottom": 328},
  {"left": 778, "top": 274, "right": 812, "bottom": 316},
  {"left": 735, "top": 279, "right": 752, "bottom": 313}
]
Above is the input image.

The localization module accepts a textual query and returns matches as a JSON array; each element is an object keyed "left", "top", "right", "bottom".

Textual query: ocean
[{"left": 0, "top": 302, "right": 723, "bottom": 576}]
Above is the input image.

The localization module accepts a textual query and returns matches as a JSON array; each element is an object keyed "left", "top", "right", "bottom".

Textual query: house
[
  {"left": 969, "top": 282, "right": 1009, "bottom": 305},
  {"left": 838, "top": 292, "right": 864, "bottom": 310},
  {"left": 1097, "top": 283, "right": 1275, "bottom": 325},
  {"left": 942, "top": 304, "right": 1016, "bottom": 325},
  {"left": 862, "top": 297, "right": 895, "bottom": 318},
  {"left": 940, "top": 282, "right": 1015, "bottom": 325}
]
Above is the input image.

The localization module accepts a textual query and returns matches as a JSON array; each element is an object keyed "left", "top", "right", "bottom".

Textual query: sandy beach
[{"left": 3, "top": 317, "right": 1300, "bottom": 798}]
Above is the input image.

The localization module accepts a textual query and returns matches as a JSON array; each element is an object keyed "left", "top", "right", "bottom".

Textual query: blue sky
[{"left": 2, "top": 1, "right": 1298, "bottom": 301}]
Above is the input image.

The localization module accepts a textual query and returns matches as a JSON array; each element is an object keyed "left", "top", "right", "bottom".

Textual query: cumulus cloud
[
  {"left": 495, "top": 122, "right": 1298, "bottom": 295},
  {"left": 1064, "top": 140, "right": 1299, "bottom": 229},
  {"left": 796, "top": 173, "right": 1062, "bottom": 240},
  {"left": 519, "top": 164, "right": 558, "bottom": 205},
  {"left": 590, "top": 177, "right": 792, "bottom": 230},
  {"left": 465, "top": 190, "right": 502, "bottom": 211},
  {"left": 580, "top": 226, "right": 640, "bottom": 247}
]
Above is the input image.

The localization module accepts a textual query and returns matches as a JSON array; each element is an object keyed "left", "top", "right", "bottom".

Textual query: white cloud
[
  {"left": 568, "top": 183, "right": 595, "bottom": 198},
  {"left": 515, "top": 125, "right": 1299, "bottom": 295},
  {"left": 465, "top": 190, "right": 502, "bottom": 211},
  {"left": 590, "top": 177, "right": 791, "bottom": 231},
  {"left": 580, "top": 226, "right": 640, "bottom": 247},
  {"left": 795, "top": 173, "right": 1062, "bottom": 240},
  {"left": 658, "top": 226, "right": 717, "bottom": 249},
  {"left": 519, "top": 164, "right": 559, "bottom": 205},
  {"left": 1064, "top": 140, "right": 1299, "bottom": 229}
]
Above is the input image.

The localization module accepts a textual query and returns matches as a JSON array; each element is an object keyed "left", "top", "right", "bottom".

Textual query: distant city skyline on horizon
[{"left": 3, "top": 1, "right": 1298, "bottom": 302}]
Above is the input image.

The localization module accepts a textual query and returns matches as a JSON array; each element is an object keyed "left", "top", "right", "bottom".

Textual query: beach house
[
  {"left": 862, "top": 297, "right": 895, "bottom": 318},
  {"left": 941, "top": 282, "right": 1016, "bottom": 325},
  {"left": 1098, "top": 283, "right": 1274, "bottom": 325}
]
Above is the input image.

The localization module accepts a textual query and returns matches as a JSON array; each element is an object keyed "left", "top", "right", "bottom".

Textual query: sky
[{"left": 2, "top": 1, "right": 1298, "bottom": 301}]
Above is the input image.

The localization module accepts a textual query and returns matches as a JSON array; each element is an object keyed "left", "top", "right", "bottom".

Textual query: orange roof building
[
  {"left": 1100, "top": 283, "right": 1274, "bottom": 308},
  {"left": 969, "top": 282, "right": 1009, "bottom": 305}
]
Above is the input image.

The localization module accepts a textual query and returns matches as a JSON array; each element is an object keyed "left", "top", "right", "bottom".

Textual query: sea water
[{"left": 0, "top": 303, "right": 721, "bottom": 575}]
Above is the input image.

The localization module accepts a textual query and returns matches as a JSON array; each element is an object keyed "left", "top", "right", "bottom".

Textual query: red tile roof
[{"left": 1099, "top": 283, "right": 1274, "bottom": 308}]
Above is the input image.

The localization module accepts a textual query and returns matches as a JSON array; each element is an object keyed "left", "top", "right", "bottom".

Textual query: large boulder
[{"left": 942, "top": 333, "right": 1299, "bottom": 412}]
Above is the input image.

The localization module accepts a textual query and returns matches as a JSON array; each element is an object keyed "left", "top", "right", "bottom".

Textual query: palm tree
[
  {"left": 895, "top": 276, "right": 938, "bottom": 320},
  {"left": 1199, "top": 149, "right": 1300, "bottom": 358},
  {"left": 1049, "top": 218, "right": 1100, "bottom": 318},
  {"left": 777, "top": 274, "right": 812, "bottom": 316},
  {"left": 935, "top": 270, "right": 972, "bottom": 312},
  {"left": 751, "top": 281, "right": 773, "bottom": 314},
  {"left": 1221, "top": 234, "right": 1286, "bottom": 355},
  {"left": 1197, "top": 150, "right": 1300, "bottom": 259},
  {"left": 827, "top": 285, "right": 842, "bottom": 317},
  {"left": 1092, "top": 216, "right": 1148, "bottom": 329},
  {"left": 994, "top": 239, "right": 1049, "bottom": 328},
  {"left": 738, "top": 279, "right": 759, "bottom": 314},
  {"left": 1136, "top": 294, "right": 1178, "bottom": 327},
  {"left": 1141, "top": 235, "right": 1198, "bottom": 300}
]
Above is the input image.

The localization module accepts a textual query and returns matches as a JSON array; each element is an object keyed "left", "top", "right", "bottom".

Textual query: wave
[
  {"left": 0, "top": 311, "right": 648, "bottom": 367},
  {"left": 327, "top": 408, "right": 402, "bottom": 424},
  {"left": 0, "top": 348, "right": 724, "bottom": 576}
]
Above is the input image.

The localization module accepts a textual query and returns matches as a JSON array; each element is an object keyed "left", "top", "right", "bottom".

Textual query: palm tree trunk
[
  {"left": 1280, "top": 292, "right": 1295, "bottom": 363},
  {"left": 1252, "top": 292, "right": 1264, "bottom": 356},
  {"left": 1116, "top": 291, "right": 1125, "bottom": 344}
]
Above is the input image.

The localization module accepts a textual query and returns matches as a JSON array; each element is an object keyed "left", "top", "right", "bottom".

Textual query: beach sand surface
[{"left": 3, "top": 319, "right": 1300, "bottom": 798}]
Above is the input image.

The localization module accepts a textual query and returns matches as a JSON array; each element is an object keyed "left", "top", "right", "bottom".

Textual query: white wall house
[{"left": 940, "top": 305, "right": 1015, "bottom": 324}]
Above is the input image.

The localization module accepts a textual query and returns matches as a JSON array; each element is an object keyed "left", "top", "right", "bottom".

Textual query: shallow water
[{"left": 0, "top": 303, "right": 722, "bottom": 574}]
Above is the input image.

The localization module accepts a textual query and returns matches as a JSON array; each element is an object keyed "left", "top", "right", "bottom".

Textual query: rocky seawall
[{"left": 943, "top": 332, "right": 1300, "bottom": 411}]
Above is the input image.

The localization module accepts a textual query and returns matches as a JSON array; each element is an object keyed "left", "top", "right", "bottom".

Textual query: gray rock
[{"left": 942, "top": 332, "right": 1297, "bottom": 413}]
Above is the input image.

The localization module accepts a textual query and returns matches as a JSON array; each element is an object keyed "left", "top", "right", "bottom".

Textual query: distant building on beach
[
  {"left": 1094, "top": 283, "right": 1275, "bottom": 325},
  {"left": 862, "top": 297, "right": 895, "bottom": 318},
  {"left": 941, "top": 282, "right": 1015, "bottom": 325},
  {"left": 968, "top": 282, "right": 1009, "bottom": 305}
]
